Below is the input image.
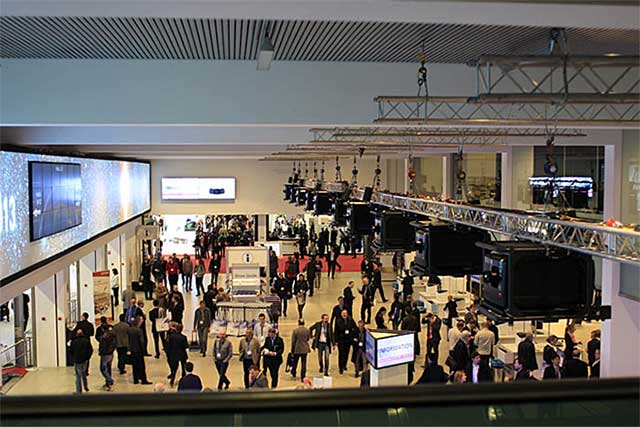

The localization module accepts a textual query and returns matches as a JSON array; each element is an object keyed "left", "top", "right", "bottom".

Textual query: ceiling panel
[{"left": 1, "top": 17, "right": 638, "bottom": 63}]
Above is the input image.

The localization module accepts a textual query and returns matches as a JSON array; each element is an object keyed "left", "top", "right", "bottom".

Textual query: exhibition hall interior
[{"left": 0, "top": 0, "right": 639, "bottom": 425}]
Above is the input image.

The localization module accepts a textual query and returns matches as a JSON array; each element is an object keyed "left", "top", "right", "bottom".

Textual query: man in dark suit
[
  {"left": 517, "top": 333, "right": 538, "bottom": 372},
  {"left": 370, "top": 262, "right": 387, "bottom": 302},
  {"left": 543, "top": 354, "right": 562, "bottom": 380},
  {"left": 425, "top": 313, "right": 442, "bottom": 365},
  {"left": 177, "top": 361, "right": 203, "bottom": 393},
  {"left": 127, "top": 316, "right": 151, "bottom": 385},
  {"left": 587, "top": 330, "right": 601, "bottom": 367},
  {"left": 330, "top": 297, "right": 346, "bottom": 330},
  {"left": 465, "top": 351, "right": 492, "bottom": 384},
  {"left": 311, "top": 314, "right": 334, "bottom": 376},
  {"left": 563, "top": 349, "right": 589, "bottom": 378},
  {"left": 148, "top": 299, "right": 167, "bottom": 359},
  {"left": 113, "top": 314, "right": 130, "bottom": 375},
  {"left": 343, "top": 281, "right": 355, "bottom": 316},
  {"left": 416, "top": 354, "right": 448, "bottom": 384},
  {"left": 262, "top": 328, "right": 284, "bottom": 388},
  {"left": 166, "top": 323, "right": 189, "bottom": 387},
  {"left": 513, "top": 357, "right": 534, "bottom": 381},
  {"left": 334, "top": 309, "right": 357, "bottom": 375},
  {"left": 452, "top": 331, "right": 472, "bottom": 373}
]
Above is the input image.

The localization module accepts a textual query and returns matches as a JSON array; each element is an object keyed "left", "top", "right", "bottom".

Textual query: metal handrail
[{"left": 0, "top": 337, "right": 34, "bottom": 368}]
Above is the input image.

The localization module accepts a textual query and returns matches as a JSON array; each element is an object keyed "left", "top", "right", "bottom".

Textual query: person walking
[
  {"left": 353, "top": 320, "right": 367, "bottom": 377},
  {"left": 149, "top": 300, "right": 167, "bottom": 359},
  {"left": 193, "top": 301, "right": 212, "bottom": 356},
  {"left": 166, "top": 256, "right": 180, "bottom": 288},
  {"left": 110, "top": 268, "right": 120, "bottom": 307},
  {"left": 177, "top": 361, "right": 203, "bottom": 393},
  {"left": 181, "top": 254, "right": 193, "bottom": 292},
  {"left": 209, "top": 253, "right": 221, "bottom": 287},
  {"left": 375, "top": 307, "right": 388, "bottom": 329},
  {"left": 273, "top": 272, "right": 291, "bottom": 318},
  {"left": 334, "top": 310, "right": 357, "bottom": 375},
  {"left": 389, "top": 294, "right": 405, "bottom": 330},
  {"left": 98, "top": 323, "right": 117, "bottom": 391},
  {"left": 305, "top": 255, "right": 319, "bottom": 297},
  {"left": 517, "top": 333, "right": 538, "bottom": 372},
  {"left": 193, "top": 258, "right": 205, "bottom": 296},
  {"left": 261, "top": 328, "right": 284, "bottom": 388},
  {"left": 253, "top": 313, "right": 271, "bottom": 347},
  {"left": 140, "top": 258, "right": 154, "bottom": 301},
  {"left": 166, "top": 323, "right": 189, "bottom": 386},
  {"left": 70, "top": 329, "right": 93, "bottom": 394},
  {"left": 239, "top": 328, "right": 261, "bottom": 388},
  {"left": 213, "top": 332, "right": 233, "bottom": 390},
  {"left": 113, "top": 314, "right": 130, "bottom": 375},
  {"left": 293, "top": 273, "right": 309, "bottom": 319},
  {"left": 343, "top": 281, "right": 355, "bottom": 317},
  {"left": 311, "top": 314, "right": 333, "bottom": 376},
  {"left": 443, "top": 295, "right": 458, "bottom": 330},
  {"left": 425, "top": 313, "right": 442, "bottom": 365},
  {"left": 475, "top": 321, "right": 495, "bottom": 368},
  {"left": 370, "top": 262, "right": 388, "bottom": 303},
  {"left": 169, "top": 293, "right": 184, "bottom": 325},
  {"left": 358, "top": 277, "right": 374, "bottom": 324},
  {"left": 249, "top": 365, "right": 269, "bottom": 388},
  {"left": 128, "top": 316, "right": 151, "bottom": 385},
  {"left": 452, "top": 331, "right": 472, "bottom": 374},
  {"left": 290, "top": 319, "right": 311, "bottom": 382}
]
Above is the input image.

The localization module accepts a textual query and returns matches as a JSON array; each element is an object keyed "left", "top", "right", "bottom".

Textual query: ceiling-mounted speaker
[
  {"left": 346, "top": 201, "right": 374, "bottom": 236},
  {"left": 412, "top": 221, "right": 490, "bottom": 278},
  {"left": 363, "top": 186, "right": 373, "bottom": 202},
  {"left": 373, "top": 210, "right": 416, "bottom": 251},
  {"left": 478, "top": 241, "right": 594, "bottom": 321}
]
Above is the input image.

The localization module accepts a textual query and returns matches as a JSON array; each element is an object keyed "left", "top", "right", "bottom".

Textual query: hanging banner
[{"left": 92, "top": 271, "right": 111, "bottom": 320}]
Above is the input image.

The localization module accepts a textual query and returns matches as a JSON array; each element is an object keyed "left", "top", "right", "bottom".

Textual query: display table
[{"left": 217, "top": 302, "right": 272, "bottom": 324}]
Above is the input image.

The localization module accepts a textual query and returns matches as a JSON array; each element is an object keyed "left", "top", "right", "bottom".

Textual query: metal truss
[
  {"left": 470, "top": 55, "right": 640, "bottom": 104},
  {"left": 353, "top": 189, "right": 640, "bottom": 266},
  {"left": 310, "top": 126, "right": 585, "bottom": 145},
  {"left": 374, "top": 95, "right": 640, "bottom": 128}
]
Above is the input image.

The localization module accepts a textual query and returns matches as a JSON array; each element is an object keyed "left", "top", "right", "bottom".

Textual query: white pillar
[
  {"left": 33, "top": 276, "right": 57, "bottom": 367},
  {"left": 442, "top": 155, "right": 453, "bottom": 199},
  {"left": 509, "top": 146, "right": 534, "bottom": 211},
  {"left": 78, "top": 253, "right": 95, "bottom": 323},
  {"left": 403, "top": 157, "right": 409, "bottom": 193},
  {"left": 500, "top": 148, "right": 513, "bottom": 209}
]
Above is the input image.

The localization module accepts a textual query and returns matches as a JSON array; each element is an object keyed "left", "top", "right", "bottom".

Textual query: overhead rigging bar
[{"left": 349, "top": 189, "right": 640, "bottom": 266}]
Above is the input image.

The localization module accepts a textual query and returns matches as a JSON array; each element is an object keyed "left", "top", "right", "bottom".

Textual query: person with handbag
[
  {"left": 193, "top": 300, "right": 212, "bottom": 356},
  {"left": 273, "top": 272, "right": 291, "bottom": 318},
  {"left": 293, "top": 273, "right": 309, "bottom": 320},
  {"left": 149, "top": 299, "right": 168, "bottom": 359}
]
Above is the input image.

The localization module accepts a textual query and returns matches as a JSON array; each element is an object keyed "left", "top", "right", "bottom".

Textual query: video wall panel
[{"left": 0, "top": 150, "right": 150, "bottom": 282}]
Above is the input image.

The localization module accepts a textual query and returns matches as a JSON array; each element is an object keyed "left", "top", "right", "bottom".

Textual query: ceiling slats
[{"left": 0, "top": 17, "right": 637, "bottom": 63}]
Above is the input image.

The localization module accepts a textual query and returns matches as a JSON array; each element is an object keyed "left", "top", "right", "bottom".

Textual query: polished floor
[{"left": 6, "top": 269, "right": 599, "bottom": 395}]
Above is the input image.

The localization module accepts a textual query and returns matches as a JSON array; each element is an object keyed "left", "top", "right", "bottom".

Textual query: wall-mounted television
[
  {"left": 161, "top": 177, "right": 236, "bottom": 201},
  {"left": 29, "top": 161, "right": 82, "bottom": 241}
]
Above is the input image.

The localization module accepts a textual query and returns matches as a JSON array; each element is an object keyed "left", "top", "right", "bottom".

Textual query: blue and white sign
[{"left": 161, "top": 177, "right": 236, "bottom": 201}]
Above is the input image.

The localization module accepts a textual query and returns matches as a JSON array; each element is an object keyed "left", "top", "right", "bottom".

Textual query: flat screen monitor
[
  {"left": 161, "top": 177, "right": 236, "bottom": 200},
  {"left": 29, "top": 161, "right": 82, "bottom": 241}
]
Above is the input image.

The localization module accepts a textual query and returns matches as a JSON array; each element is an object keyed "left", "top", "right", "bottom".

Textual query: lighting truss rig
[
  {"left": 375, "top": 55, "right": 639, "bottom": 128},
  {"left": 310, "top": 127, "right": 586, "bottom": 145},
  {"left": 349, "top": 188, "right": 640, "bottom": 266}
]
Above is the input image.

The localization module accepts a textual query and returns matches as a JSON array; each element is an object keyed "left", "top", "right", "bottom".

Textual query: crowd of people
[{"left": 71, "top": 229, "right": 602, "bottom": 394}]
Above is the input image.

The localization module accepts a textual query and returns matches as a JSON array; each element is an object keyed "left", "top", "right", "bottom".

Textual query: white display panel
[
  {"left": 161, "top": 177, "right": 236, "bottom": 201},
  {"left": 366, "top": 330, "right": 415, "bottom": 369},
  {"left": 1, "top": 150, "right": 150, "bottom": 282}
]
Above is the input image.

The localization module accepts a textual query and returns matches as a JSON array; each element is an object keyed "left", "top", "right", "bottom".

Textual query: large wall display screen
[
  {"left": 29, "top": 161, "right": 83, "bottom": 241},
  {"left": 1, "top": 151, "right": 150, "bottom": 283},
  {"left": 365, "top": 330, "right": 415, "bottom": 369},
  {"left": 161, "top": 177, "right": 236, "bottom": 200}
]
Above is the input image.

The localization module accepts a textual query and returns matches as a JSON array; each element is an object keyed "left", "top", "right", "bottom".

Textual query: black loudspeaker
[
  {"left": 296, "top": 188, "right": 309, "bottom": 206},
  {"left": 374, "top": 210, "right": 416, "bottom": 251},
  {"left": 412, "top": 221, "right": 489, "bottom": 277},
  {"left": 288, "top": 185, "right": 299, "bottom": 203},
  {"left": 305, "top": 190, "right": 316, "bottom": 211},
  {"left": 283, "top": 183, "right": 295, "bottom": 201},
  {"left": 313, "top": 191, "right": 333, "bottom": 215},
  {"left": 363, "top": 186, "right": 373, "bottom": 202},
  {"left": 479, "top": 241, "right": 594, "bottom": 320},
  {"left": 332, "top": 198, "right": 348, "bottom": 225},
  {"left": 346, "top": 202, "right": 374, "bottom": 235}
]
